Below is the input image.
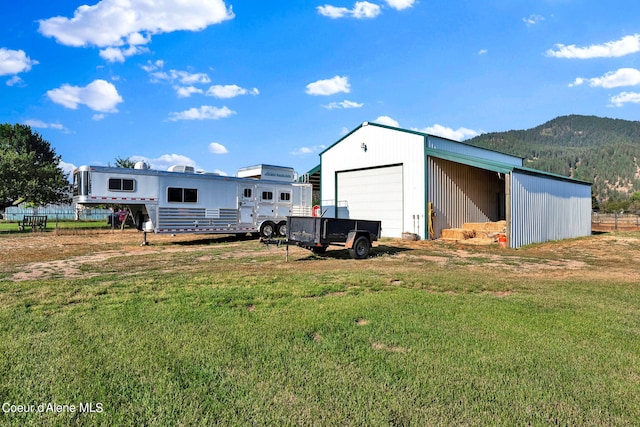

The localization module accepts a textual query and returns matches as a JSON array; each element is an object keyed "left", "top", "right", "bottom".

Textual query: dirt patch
[
  {"left": 372, "top": 342, "right": 410, "bottom": 353},
  {"left": 2, "top": 229, "right": 639, "bottom": 284}
]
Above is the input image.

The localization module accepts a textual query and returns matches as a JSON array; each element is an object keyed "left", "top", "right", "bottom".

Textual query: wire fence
[
  {"left": 592, "top": 212, "right": 640, "bottom": 232},
  {"left": 3, "top": 206, "right": 111, "bottom": 222}
]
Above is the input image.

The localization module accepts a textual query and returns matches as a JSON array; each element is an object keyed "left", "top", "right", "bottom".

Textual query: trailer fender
[
  {"left": 345, "top": 231, "right": 357, "bottom": 249},
  {"left": 345, "top": 231, "right": 374, "bottom": 249}
]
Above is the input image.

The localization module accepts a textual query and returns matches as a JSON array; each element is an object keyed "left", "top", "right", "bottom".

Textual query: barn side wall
[{"left": 510, "top": 170, "right": 592, "bottom": 248}]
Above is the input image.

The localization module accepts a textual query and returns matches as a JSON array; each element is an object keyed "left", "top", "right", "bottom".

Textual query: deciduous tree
[{"left": 0, "top": 123, "right": 71, "bottom": 210}]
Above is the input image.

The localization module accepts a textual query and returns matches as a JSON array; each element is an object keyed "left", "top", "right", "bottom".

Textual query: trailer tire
[
  {"left": 259, "top": 221, "right": 276, "bottom": 238},
  {"left": 276, "top": 221, "right": 287, "bottom": 237},
  {"left": 349, "top": 235, "right": 370, "bottom": 259}
]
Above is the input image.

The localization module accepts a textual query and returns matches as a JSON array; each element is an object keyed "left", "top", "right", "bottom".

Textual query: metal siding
[
  {"left": 320, "top": 124, "right": 426, "bottom": 236},
  {"left": 427, "top": 135, "right": 523, "bottom": 167},
  {"left": 337, "top": 165, "right": 404, "bottom": 237},
  {"left": 428, "top": 157, "right": 504, "bottom": 237},
  {"left": 510, "top": 171, "right": 592, "bottom": 248}
]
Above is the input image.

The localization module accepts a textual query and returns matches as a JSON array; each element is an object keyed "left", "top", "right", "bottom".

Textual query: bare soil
[{"left": 1, "top": 228, "right": 639, "bottom": 284}]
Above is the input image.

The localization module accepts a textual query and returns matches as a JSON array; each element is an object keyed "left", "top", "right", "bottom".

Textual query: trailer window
[
  {"left": 279, "top": 192, "right": 291, "bottom": 201},
  {"left": 261, "top": 191, "right": 273, "bottom": 201},
  {"left": 108, "top": 178, "right": 135, "bottom": 192},
  {"left": 168, "top": 187, "right": 198, "bottom": 203},
  {"left": 243, "top": 188, "right": 252, "bottom": 198}
]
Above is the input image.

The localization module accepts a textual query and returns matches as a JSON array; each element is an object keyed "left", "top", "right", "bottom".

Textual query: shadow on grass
[
  {"left": 172, "top": 233, "right": 259, "bottom": 246},
  {"left": 295, "top": 244, "right": 410, "bottom": 261}
]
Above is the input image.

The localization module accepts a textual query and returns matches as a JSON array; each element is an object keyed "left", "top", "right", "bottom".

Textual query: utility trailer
[
  {"left": 268, "top": 216, "right": 382, "bottom": 259},
  {"left": 73, "top": 163, "right": 312, "bottom": 242}
]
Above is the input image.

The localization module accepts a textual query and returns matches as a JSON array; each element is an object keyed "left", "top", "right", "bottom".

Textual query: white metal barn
[{"left": 318, "top": 122, "right": 592, "bottom": 248}]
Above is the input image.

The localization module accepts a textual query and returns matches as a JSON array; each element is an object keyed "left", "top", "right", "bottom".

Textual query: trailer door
[
  {"left": 336, "top": 165, "right": 403, "bottom": 237},
  {"left": 239, "top": 185, "right": 256, "bottom": 224}
]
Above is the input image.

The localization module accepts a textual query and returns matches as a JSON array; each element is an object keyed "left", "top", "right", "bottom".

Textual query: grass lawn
[
  {"left": 0, "top": 231, "right": 638, "bottom": 426},
  {"left": 0, "top": 220, "right": 110, "bottom": 234}
]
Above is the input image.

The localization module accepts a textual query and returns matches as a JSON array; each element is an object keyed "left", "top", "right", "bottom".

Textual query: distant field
[{"left": 0, "top": 230, "right": 639, "bottom": 426}]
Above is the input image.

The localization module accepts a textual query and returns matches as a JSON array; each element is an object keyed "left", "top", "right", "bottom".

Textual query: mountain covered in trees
[{"left": 465, "top": 115, "right": 640, "bottom": 208}]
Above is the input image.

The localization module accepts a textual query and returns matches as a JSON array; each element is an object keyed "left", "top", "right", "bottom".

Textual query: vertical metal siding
[
  {"left": 510, "top": 171, "right": 591, "bottom": 248},
  {"left": 428, "top": 157, "right": 504, "bottom": 237}
]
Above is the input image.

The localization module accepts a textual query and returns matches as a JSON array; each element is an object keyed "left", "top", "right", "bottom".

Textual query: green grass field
[{"left": 0, "top": 231, "right": 638, "bottom": 426}]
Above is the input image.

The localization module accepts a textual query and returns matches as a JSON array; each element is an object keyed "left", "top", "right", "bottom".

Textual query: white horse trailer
[{"left": 73, "top": 163, "right": 312, "bottom": 239}]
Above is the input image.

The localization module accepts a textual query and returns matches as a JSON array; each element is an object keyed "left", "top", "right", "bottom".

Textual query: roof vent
[
  {"left": 134, "top": 161, "right": 150, "bottom": 170},
  {"left": 168, "top": 165, "right": 196, "bottom": 173}
]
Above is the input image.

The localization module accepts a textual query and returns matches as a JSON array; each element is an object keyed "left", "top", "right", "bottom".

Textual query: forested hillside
[{"left": 466, "top": 115, "right": 640, "bottom": 208}]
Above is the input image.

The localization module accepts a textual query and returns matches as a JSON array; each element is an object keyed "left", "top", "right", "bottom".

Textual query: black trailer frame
[{"left": 264, "top": 216, "right": 382, "bottom": 259}]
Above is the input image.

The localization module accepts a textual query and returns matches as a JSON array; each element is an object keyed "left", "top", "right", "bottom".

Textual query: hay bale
[{"left": 441, "top": 228, "right": 475, "bottom": 240}]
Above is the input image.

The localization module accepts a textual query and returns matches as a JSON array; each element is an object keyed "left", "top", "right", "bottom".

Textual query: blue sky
[{"left": 2, "top": 0, "right": 640, "bottom": 178}]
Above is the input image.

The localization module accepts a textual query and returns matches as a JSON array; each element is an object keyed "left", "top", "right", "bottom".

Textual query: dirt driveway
[{"left": 1, "top": 228, "right": 639, "bottom": 284}]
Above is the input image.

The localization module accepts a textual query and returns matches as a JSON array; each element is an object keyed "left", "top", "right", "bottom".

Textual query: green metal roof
[{"left": 425, "top": 148, "right": 515, "bottom": 174}]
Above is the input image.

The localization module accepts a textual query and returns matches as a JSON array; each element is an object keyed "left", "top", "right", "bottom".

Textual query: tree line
[{"left": 466, "top": 114, "right": 640, "bottom": 212}]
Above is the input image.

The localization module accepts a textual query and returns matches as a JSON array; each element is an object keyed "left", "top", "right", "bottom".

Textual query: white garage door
[{"left": 337, "top": 165, "right": 403, "bottom": 237}]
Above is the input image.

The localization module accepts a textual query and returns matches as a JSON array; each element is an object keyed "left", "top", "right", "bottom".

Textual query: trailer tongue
[{"left": 264, "top": 216, "right": 382, "bottom": 259}]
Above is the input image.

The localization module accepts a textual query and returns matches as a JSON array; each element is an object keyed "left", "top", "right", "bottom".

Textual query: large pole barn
[{"left": 315, "top": 122, "right": 592, "bottom": 248}]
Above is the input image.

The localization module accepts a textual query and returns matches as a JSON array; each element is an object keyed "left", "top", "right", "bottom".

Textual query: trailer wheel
[
  {"left": 259, "top": 221, "right": 276, "bottom": 238},
  {"left": 349, "top": 235, "right": 370, "bottom": 259},
  {"left": 276, "top": 221, "right": 287, "bottom": 237}
]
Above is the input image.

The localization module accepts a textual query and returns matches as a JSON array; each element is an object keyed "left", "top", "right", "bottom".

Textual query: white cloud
[
  {"left": 317, "top": 5, "right": 351, "bottom": 18},
  {"left": 384, "top": 0, "right": 416, "bottom": 10},
  {"left": 478, "top": 49, "right": 488, "bottom": 55},
  {"left": 306, "top": 75, "right": 350, "bottom": 96},
  {"left": 145, "top": 65, "right": 211, "bottom": 85},
  {"left": 323, "top": 100, "right": 363, "bottom": 109},
  {"left": 168, "top": 105, "right": 235, "bottom": 121},
  {"left": 290, "top": 145, "right": 327, "bottom": 156},
  {"left": 23, "top": 119, "right": 68, "bottom": 132},
  {"left": 547, "top": 34, "right": 640, "bottom": 59},
  {"left": 58, "top": 161, "right": 77, "bottom": 179},
  {"left": 0, "top": 48, "right": 38, "bottom": 75},
  {"left": 175, "top": 85, "right": 204, "bottom": 98},
  {"left": 569, "top": 68, "right": 640, "bottom": 89},
  {"left": 208, "top": 142, "right": 229, "bottom": 154},
  {"left": 317, "top": 2, "right": 381, "bottom": 19},
  {"left": 373, "top": 115, "right": 399, "bottom": 127},
  {"left": 523, "top": 14, "right": 544, "bottom": 26},
  {"left": 414, "top": 124, "right": 480, "bottom": 141},
  {"left": 609, "top": 92, "right": 640, "bottom": 107},
  {"left": 46, "top": 79, "right": 123, "bottom": 113},
  {"left": 6, "top": 76, "right": 23, "bottom": 86},
  {"left": 100, "top": 44, "right": 149, "bottom": 63},
  {"left": 142, "top": 59, "right": 165, "bottom": 72},
  {"left": 38, "top": 0, "right": 234, "bottom": 61},
  {"left": 130, "top": 154, "right": 199, "bottom": 171},
  {"left": 142, "top": 61, "right": 221, "bottom": 97},
  {"left": 206, "top": 84, "right": 260, "bottom": 98}
]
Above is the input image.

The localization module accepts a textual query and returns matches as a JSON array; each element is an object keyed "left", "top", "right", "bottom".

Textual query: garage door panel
[{"left": 337, "top": 165, "right": 403, "bottom": 237}]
